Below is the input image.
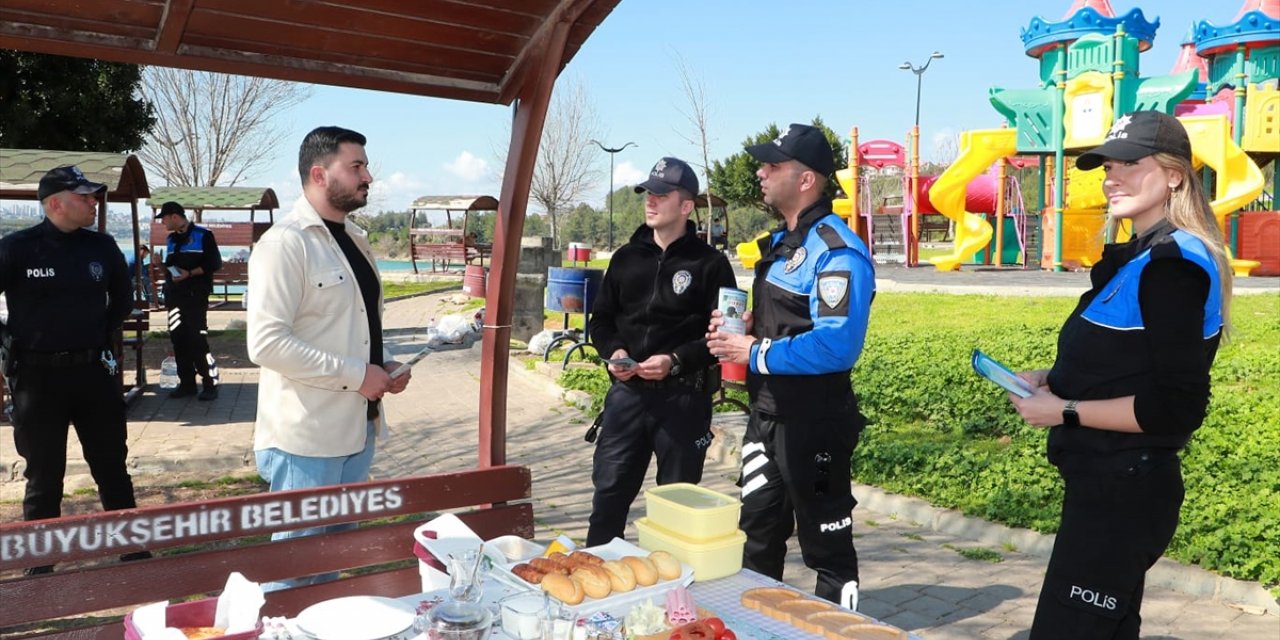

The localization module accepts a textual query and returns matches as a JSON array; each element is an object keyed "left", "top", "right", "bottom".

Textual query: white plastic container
[{"left": 487, "top": 534, "right": 545, "bottom": 563}]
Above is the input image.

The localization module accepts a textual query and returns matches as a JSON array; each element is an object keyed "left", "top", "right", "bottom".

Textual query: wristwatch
[
  {"left": 668, "top": 353, "right": 683, "bottom": 376},
  {"left": 1062, "top": 399, "right": 1081, "bottom": 427}
]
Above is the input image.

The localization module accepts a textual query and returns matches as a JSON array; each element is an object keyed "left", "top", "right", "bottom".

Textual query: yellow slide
[
  {"left": 1179, "top": 115, "right": 1265, "bottom": 276},
  {"left": 927, "top": 129, "right": 1017, "bottom": 271}
]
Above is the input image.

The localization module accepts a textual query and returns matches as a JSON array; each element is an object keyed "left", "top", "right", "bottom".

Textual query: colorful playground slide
[
  {"left": 927, "top": 128, "right": 1017, "bottom": 271},
  {"left": 1180, "top": 114, "right": 1265, "bottom": 275}
]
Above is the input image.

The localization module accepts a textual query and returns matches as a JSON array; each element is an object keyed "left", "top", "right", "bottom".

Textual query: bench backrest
[{"left": 0, "top": 466, "right": 533, "bottom": 639}]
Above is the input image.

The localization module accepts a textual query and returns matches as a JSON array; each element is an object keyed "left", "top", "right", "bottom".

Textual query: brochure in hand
[
  {"left": 971, "top": 349, "right": 1034, "bottom": 398},
  {"left": 601, "top": 356, "right": 637, "bottom": 369}
]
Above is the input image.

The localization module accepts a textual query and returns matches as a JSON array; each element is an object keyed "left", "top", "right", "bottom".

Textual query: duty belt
[
  {"left": 622, "top": 371, "right": 706, "bottom": 391},
  {"left": 17, "top": 349, "right": 102, "bottom": 367}
]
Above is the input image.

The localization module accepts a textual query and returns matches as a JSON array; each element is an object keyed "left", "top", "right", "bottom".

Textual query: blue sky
[{"left": 167, "top": 1, "right": 1231, "bottom": 216}]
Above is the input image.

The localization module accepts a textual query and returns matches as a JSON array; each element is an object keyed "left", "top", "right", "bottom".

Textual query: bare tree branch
[
  {"left": 672, "top": 53, "right": 714, "bottom": 198},
  {"left": 138, "top": 68, "right": 311, "bottom": 187},
  {"left": 520, "top": 77, "right": 603, "bottom": 248}
]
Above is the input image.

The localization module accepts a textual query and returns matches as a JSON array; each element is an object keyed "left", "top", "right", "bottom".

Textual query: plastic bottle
[{"left": 159, "top": 354, "right": 179, "bottom": 389}]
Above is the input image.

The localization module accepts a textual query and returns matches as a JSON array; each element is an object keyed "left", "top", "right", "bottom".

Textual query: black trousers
[
  {"left": 1030, "top": 451, "right": 1183, "bottom": 639},
  {"left": 738, "top": 401, "right": 863, "bottom": 604},
  {"left": 166, "top": 289, "right": 216, "bottom": 387},
  {"left": 586, "top": 381, "right": 713, "bottom": 547},
  {"left": 10, "top": 359, "right": 137, "bottom": 521}
]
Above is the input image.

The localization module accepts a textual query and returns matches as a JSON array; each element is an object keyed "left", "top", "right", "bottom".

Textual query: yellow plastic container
[
  {"left": 635, "top": 517, "right": 745, "bottom": 581},
  {"left": 644, "top": 483, "right": 741, "bottom": 543}
]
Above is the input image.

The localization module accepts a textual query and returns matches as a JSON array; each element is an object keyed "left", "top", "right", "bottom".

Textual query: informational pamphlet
[
  {"left": 390, "top": 346, "right": 434, "bottom": 378},
  {"left": 971, "top": 349, "right": 1035, "bottom": 398},
  {"left": 601, "top": 356, "right": 637, "bottom": 369},
  {"left": 718, "top": 287, "right": 748, "bottom": 336}
]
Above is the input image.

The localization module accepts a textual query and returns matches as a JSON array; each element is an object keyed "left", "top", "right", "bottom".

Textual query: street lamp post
[
  {"left": 589, "top": 139, "right": 637, "bottom": 251},
  {"left": 898, "top": 51, "right": 943, "bottom": 267}
]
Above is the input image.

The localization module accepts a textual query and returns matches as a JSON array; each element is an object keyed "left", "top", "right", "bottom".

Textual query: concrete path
[{"left": 1, "top": 282, "right": 1276, "bottom": 639}]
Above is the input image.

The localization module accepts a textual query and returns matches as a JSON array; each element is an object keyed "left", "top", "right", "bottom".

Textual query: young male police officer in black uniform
[
  {"left": 0, "top": 165, "right": 146, "bottom": 573},
  {"left": 708, "top": 124, "right": 876, "bottom": 609},
  {"left": 157, "top": 201, "right": 222, "bottom": 400},
  {"left": 585, "top": 157, "right": 737, "bottom": 546}
]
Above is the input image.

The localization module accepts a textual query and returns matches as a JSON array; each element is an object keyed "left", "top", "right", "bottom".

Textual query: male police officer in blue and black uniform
[
  {"left": 157, "top": 201, "right": 222, "bottom": 400},
  {"left": 585, "top": 157, "right": 737, "bottom": 546},
  {"left": 709, "top": 124, "right": 875, "bottom": 609},
  {"left": 0, "top": 165, "right": 146, "bottom": 573}
]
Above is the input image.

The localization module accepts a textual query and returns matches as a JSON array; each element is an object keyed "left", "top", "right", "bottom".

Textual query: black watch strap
[{"left": 1062, "top": 399, "right": 1081, "bottom": 427}]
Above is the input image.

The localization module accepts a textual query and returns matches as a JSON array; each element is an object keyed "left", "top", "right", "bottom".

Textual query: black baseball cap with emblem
[
  {"left": 746, "top": 123, "right": 836, "bottom": 178},
  {"left": 1076, "top": 111, "right": 1193, "bottom": 171},
  {"left": 156, "top": 201, "right": 186, "bottom": 219},
  {"left": 37, "top": 165, "right": 107, "bottom": 201},
  {"left": 634, "top": 157, "right": 699, "bottom": 196}
]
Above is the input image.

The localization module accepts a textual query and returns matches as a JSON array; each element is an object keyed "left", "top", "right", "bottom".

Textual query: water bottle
[{"left": 159, "top": 354, "right": 179, "bottom": 389}]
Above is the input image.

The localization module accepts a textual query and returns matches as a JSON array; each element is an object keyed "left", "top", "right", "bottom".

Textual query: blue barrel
[{"left": 546, "top": 267, "right": 603, "bottom": 313}]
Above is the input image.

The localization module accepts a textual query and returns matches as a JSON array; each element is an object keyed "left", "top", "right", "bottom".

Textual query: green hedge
[{"left": 559, "top": 293, "right": 1280, "bottom": 587}]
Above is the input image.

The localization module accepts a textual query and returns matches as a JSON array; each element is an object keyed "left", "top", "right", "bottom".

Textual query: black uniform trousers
[
  {"left": 739, "top": 402, "right": 862, "bottom": 604},
  {"left": 1030, "top": 450, "right": 1183, "bottom": 639},
  {"left": 10, "top": 358, "right": 137, "bottom": 521},
  {"left": 166, "top": 288, "right": 215, "bottom": 388},
  {"left": 586, "top": 380, "right": 713, "bottom": 547}
]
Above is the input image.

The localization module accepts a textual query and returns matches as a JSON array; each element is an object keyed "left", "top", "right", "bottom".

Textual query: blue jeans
[{"left": 254, "top": 421, "right": 376, "bottom": 590}]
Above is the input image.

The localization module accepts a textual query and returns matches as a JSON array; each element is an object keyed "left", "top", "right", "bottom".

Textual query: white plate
[
  {"left": 295, "top": 595, "right": 416, "bottom": 640},
  {"left": 492, "top": 537, "right": 694, "bottom": 617}
]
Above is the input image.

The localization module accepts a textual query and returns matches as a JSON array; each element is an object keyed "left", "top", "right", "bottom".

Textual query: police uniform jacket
[
  {"left": 1046, "top": 220, "right": 1222, "bottom": 460},
  {"left": 0, "top": 218, "right": 132, "bottom": 353},
  {"left": 247, "top": 196, "right": 392, "bottom": 458},
  {"left": 747, "top": 199, "right": 875, "bottom": 419},
  {"left": 589, "top": 220, "right": 736, "bottom": 375},
  {"left": 164, "top": 223, "right": 222, "bottom": 296}
]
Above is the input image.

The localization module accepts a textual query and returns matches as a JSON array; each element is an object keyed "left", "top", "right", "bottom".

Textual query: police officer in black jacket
[
  {"left": 0, "top": 165, "right": 145, "bottom": 573},
  {"left": 157, "top": 201, "right": 222, "bottom": 400},
  {"left": 585, "top": 157, "right": 737, "bottom": 546}
]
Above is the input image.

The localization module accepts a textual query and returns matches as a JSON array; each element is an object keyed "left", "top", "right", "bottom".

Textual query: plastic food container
[
  {"left": 644, "top": 483, "right": 741, "bottom": 542},
  {"left": 487, "top": 534, "right": 546, "bottom": 563},
  {"left": 634, "top": 517, "right": 745, "bottom": 581}
]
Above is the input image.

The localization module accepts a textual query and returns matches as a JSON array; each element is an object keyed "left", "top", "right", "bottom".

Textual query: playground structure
[
  {"left": 407, "top": 195, "right": 495, "bottom": 274},
  {"left": 948, "top": 0, "right": 1279, "bottom": 274}
]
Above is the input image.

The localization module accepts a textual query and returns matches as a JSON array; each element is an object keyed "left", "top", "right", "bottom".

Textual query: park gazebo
[
  {"left": 0, "top": 148, "right": 153, "bottom": 402},
  {"left": 693, "top": 193, "right": 730, "bottom": 252},
  {"left": 408, "top": 194, "right": 496, "bottom": 274},
  {"left": 146, "top": 185, "right": 280, "bottom": 308}
]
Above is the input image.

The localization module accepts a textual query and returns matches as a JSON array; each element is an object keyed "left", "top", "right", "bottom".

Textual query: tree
[
  {"left": 708, "top": 117, "right": 847, "bottom": 212},
  {"left": 673, "top": 56, "right": 714, "bottom": 199},
  {"left": 523, "top": 78, "right": 603, "bottom": 249},
  {"left": 137, "top": 67, "right": 311, "bottom": 186},
  {"left": 0, "top": 52, "right": 154, "bottom": 152}
]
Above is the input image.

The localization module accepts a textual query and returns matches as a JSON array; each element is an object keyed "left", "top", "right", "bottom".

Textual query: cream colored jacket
[{"left": 247, "top": 195, "right": 390, "bottom": 457}]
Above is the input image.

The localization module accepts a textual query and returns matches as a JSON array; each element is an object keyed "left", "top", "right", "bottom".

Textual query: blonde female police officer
[{"left": 1008, "top": 111, "right": 1232, "bottom": 639}]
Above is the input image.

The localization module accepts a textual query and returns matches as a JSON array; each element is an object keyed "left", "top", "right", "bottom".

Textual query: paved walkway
[{"left": 2, "top": 276, "right": 1277, "bottom": 639}]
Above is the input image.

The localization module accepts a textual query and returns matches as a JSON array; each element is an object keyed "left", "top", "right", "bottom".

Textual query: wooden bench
[
  {"left": 209, "top": 261, "right": 248, "bottom": 308},
  {"left": 0, "top": 466, "right": 534, "bottom": 639}
]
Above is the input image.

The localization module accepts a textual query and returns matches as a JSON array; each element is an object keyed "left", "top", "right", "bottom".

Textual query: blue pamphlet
[{"left": 971, "top": 350, "right": 1035, "bottom": 398}]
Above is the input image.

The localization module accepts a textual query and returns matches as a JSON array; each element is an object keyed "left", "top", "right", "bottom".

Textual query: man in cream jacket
[{"left": 247, "top": 127, "right": 410, "bottom": 580}]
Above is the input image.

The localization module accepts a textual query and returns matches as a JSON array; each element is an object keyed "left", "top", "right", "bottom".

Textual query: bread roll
[
  {"left": 540, "top": 572, "right": 585, "bottom": 605},
  {"left": 572, "top": 565, "right": 612, "bottom": 599},
  {"left": 647, "top": 550, "right": 683, "bottom": 581},
  {"left": 621, "top": 555, "right": 658, "bottom": 586},
  {"left": 600, "top": 559, "right": 637, "bottom": 592}
]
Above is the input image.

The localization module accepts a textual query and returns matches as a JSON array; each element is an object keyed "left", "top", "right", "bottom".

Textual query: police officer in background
[
  {"left": 585, "top": 156, "right": 737, "bottom": 546},
  {"left": 708, "top": 124, "right": 876, "bottom": 609},
  {"left": 157, "top": 201, "right": 222, "bottom": 400},
  {"left": 0, "top": 165, "right": 146, "bottom": 573}
]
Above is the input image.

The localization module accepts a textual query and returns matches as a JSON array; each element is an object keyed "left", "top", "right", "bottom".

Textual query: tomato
[
  {"left": 684, "top": 622, "right": 715, "bottom": 639},
  {"left": 668, "top": 631, "right": 684, "bottom": 640},
  {"left": 704, "top": 617, "right": 725, "bottom": 636},
  {"left": 718, "top": 630, "right": 737, "bottom": 640}
]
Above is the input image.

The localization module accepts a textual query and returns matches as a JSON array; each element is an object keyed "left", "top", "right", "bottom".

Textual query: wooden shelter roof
[
  {"left": 409, "top": 195, "right": 499, "bottom": 211},
  {"left": 0, "top": 148, "right": 149, "bottom": 201},
  {"left": 148, "top": 186, "right": 279, "bottom": 210},
  {"left": 0, "top": 0, "right": 619, "bottom": 104}
]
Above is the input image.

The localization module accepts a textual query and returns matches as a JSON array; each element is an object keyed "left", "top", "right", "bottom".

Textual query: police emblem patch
[
  {"left": 783, "top": 247, "right": 806, "bottom": 273},
  {"left": 672, "top": 270, "right": 692, "bottom": 294},
  {"left": 89, "top": 261, "right": 105, "bottom": 282},
  {"left": 818, "top": 275, "right": 848, "bottom": 309}
]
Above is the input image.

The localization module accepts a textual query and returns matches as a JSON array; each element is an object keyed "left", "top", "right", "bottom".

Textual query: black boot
[
  {"left": 198, "top": 382, "right": 218, "bottom": 401},
  {"left": 169, "top": 383, "right": 197, "bottom": 399}
]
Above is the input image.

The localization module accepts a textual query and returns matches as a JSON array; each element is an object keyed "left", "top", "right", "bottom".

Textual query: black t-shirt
[{"left": 323, "top": 219, "right": 383, "bottom": 418}]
